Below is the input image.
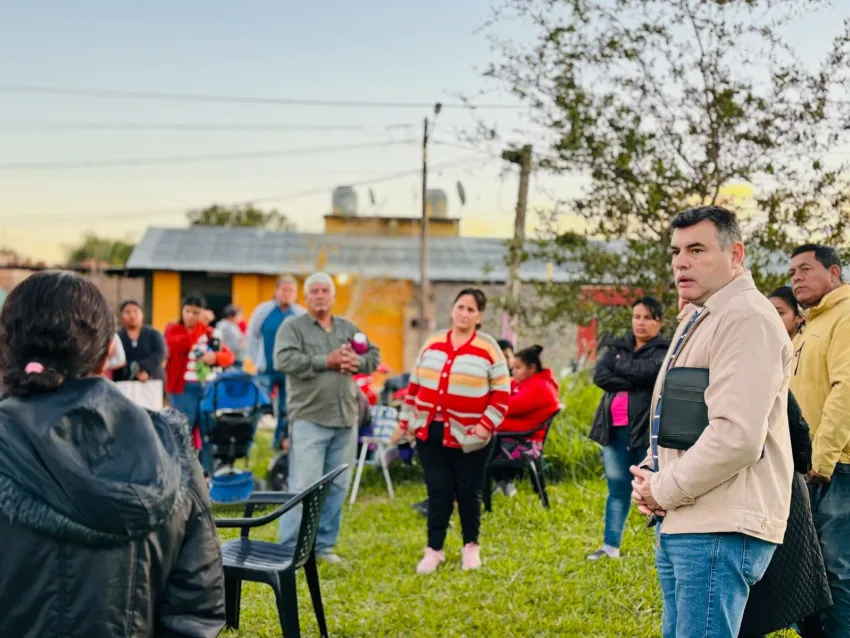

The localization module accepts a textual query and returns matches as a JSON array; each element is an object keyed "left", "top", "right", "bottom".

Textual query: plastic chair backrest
[
  {"left": 538, "top": 409, "right": 561, "bottom": 446},
  {"left": 292, "top": 465, "right": 348, "bottom": 569},
  {"left": 369, "top": 406, "right": 398, "bottom": 441}
]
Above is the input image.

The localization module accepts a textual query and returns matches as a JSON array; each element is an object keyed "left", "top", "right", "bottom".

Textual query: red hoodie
[
  {"left": 499, "top": 369, "right": 560, "bottom": 441},
  {"left": 164, "top": 322, "right": 235, "bottom": 395}
]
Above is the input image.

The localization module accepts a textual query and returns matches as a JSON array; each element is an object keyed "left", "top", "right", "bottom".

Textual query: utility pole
[
  {"left": 503, "top": 144, "right": 533, "bottom": 335},
  {"left": 418, "top": 103, "right": 441, "bottom": 347}
]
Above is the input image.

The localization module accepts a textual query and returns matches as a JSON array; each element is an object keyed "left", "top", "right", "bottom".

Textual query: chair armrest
[
  {"left": 247, "top": 491, "right": 298, "bottom": 505},
  {"left": 494, "top": 410, "right": 561, "bottom": 441},
  {"left": 214, "top": 492, "right": 300, "bottom": 530},
  {"left": 494, "top": 424, "right": 546, "bottom": 439},
  {"left": 214, "top": 497, "right": 299, "bottom": 529}
]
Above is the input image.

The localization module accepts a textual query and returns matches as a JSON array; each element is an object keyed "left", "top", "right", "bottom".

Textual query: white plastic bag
[{"left": 115, "top": 380, "right": 164, "bottom": 411}]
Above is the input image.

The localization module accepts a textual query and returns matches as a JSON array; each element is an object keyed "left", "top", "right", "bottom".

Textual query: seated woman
[
  {"left": 493, "top": 345, "right": 561, "bottom": 496},
  {"left": 0, "top": 271, "right": 224, "bottom": 638}
]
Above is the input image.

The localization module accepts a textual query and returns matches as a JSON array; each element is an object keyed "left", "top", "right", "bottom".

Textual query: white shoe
[{"left": 317, "top": 552, "right": 343, "bottom": 565}]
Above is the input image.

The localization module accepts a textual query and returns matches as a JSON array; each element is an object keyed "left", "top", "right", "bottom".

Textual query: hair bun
[
  {"left": 6, "top": 364, "right": 66, "bottom": 397},
  {"left": 530, "top": 345, "right": 544, "bottom": 355}
]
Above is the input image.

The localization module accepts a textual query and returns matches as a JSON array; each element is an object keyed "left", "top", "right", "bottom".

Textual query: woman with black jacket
[
  {"left": 587, "top": 296, "right": 671, "bottom": 561},
  {"left": 112, "top": 299, "right": 166, "bottom": 383},
  {"left": 0, "top": 272, "right": 225, "bottom": 638},
  {"left": 738, "top": 392, "right": 832, "bottom": 638}
]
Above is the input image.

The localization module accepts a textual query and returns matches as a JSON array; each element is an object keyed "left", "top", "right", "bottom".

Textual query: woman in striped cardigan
[{"left": 392, "top": 288, "right": 511, "bottom": 574}]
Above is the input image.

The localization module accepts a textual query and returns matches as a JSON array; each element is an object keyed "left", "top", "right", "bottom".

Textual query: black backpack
[{"left": 266, "top": 452, "right": 289, "bottom": 492}]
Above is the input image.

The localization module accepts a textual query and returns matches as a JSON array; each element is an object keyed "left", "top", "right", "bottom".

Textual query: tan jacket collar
[{"left": 676, "top": 270, "right": 754, "bottom": 321}]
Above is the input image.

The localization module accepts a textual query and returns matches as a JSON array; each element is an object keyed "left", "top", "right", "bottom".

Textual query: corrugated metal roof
[
  {"left": 125, "top": 226, "right": 849, "bottom": 284},
  {"left": 125, "top": 226, "right": 582, "bottom": 283}
]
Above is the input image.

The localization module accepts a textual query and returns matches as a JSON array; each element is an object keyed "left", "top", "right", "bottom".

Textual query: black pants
[{"left": 417, "top": 421, "right": 491, "bottom": 551}]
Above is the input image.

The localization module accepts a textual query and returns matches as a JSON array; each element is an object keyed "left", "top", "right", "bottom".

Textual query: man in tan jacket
[{"left": 630, "top": 206, "right": 794, "bottom": 638}]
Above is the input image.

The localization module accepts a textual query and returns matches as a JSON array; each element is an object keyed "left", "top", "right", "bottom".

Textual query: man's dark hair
[
  {"left": 0, "top": 271, "right": 114, "bottom": 396},
  {"left": 670, "top": 206, "right": 743, "bottom": 249},
  {"left": 496, "top": 339, "right": 514, "bottom": 353},
  {"left": 791, "top": 244, "right": 843, "bottom": 281},
  {"left": 632, "top": 295, "right": 664, "bottom": 321},
  {"left": 181, "top": 294, "right": 207, "bottom": 310}
]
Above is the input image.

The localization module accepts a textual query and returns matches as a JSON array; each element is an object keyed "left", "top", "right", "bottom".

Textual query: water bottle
[{"left": 350, "top": 332, "right": 368, "bottom": 355}]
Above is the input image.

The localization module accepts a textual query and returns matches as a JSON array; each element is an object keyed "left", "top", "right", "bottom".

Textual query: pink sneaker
[
  {"left": 462, "top": 543, "right": 482, "bottom": 570},
  {"left": 416, "top": 548, "right": 445, "bottom": 574}
]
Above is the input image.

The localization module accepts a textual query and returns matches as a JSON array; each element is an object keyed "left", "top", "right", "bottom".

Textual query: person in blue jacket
[{"left": 245, "top": 275, "right": 306, "bottom": 449}]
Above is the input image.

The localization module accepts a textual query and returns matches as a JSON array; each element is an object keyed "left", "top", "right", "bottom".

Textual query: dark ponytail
[
  {"left": 515, "top": 344, "right": 544, "bottom": 373},
  {"left": 0, "top": 271, "right": 114, "bottom": 397}
]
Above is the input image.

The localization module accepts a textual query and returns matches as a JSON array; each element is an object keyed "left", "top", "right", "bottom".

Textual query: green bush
[{"left": 543, "top": 371, "right": 605, "bottom": 482}]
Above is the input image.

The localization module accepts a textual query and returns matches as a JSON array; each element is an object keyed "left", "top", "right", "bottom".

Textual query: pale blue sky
[{"left": 0, "top": 1, "right": 845, "bottom": 260}]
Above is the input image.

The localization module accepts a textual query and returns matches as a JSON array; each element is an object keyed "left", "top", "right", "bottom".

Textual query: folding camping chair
[{"left": 349, "top": 406, "right": 398, "bottom": 504}]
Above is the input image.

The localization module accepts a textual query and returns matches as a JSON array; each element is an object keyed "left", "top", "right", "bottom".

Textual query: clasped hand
[
  {"left": 327, "top": 344, "right": 360, "bottom": 374},
  {"left": 629, "top": 465, "right": 666, "bottom": 518}
]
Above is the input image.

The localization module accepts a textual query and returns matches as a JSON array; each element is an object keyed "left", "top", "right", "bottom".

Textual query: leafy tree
[
  {"left": 187, "top": 204, "right": 295, "bottom": 231},
  {"left": 66, "top": 233, "right": 135, "bottom": 267},
  {"left": 482, "top": 0, "right": 850, "bottom": 336}
]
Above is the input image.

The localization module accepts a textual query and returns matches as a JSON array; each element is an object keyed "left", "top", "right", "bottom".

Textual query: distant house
[{"left": 124, "top": 215, "right": 581, "bottom": 373}]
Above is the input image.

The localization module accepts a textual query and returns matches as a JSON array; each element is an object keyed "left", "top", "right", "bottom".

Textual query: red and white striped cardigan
[{"left": 398, "top": 330, "right": 511, "bottom": 451}]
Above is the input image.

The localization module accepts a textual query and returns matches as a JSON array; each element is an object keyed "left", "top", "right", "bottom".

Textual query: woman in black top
[
  {"left": 587, "top": 296, "right": 671, "bottom": 560},
  {"left": 112, "top": 300, "right": 166, "bottom": 382}
]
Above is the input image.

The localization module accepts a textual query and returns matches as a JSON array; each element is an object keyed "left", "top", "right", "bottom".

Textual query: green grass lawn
[{"left": 213, "top": 434, "right": 795, "bottom": 637}]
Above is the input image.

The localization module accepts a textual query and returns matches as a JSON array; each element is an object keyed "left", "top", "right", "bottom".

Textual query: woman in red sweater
[
  {"left": 165, "top": 294, "right": 235, "bottom": 474},
  {"left": 392, "top": 288, "right": 511, "bottom": 574},
  {"left": 494, "top": 345, "right": 561, "bottom": 496}
]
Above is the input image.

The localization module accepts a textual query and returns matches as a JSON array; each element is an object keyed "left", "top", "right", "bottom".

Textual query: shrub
[{"left": 543, "top": 371, "right": 604, "bottom": 482}]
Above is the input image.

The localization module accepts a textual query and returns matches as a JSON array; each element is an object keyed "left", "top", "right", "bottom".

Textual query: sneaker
[
  {"left": 503, "top": 482, "right": 518, "bottom": 498},
  {"left": 586, "top": 545, "right": 620, "bottom": 561},
  {"left": 416, "top": 548, "right": 445, "bottom": 574},
  {"left": 462, "top": 543, "right": 482, "bottom": 570},
  {"left": 317, "top": 552, "right": 344, "bottom": 565},
  {"left": 412, "top": 500, "right": 429, "bottom": 518}
]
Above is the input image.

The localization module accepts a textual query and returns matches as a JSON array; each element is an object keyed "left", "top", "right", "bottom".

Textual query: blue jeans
[
  {"left": 167, "top": 382, "right": 213, "bottom": 474},
  {"left": 656, "top": 531, "right": 776, "bottom": 638},
  {"left": 278, "top": 420, "right": 357, "bottom": 554},
  {"left": 257, "top": 371, "right": 288, "bottom": 449},
  {"left": 601, "top": 426, "right": 646, "bottom": 548},
  {"left": 810, "top": 463, "right": 850, "bottom": 637}
]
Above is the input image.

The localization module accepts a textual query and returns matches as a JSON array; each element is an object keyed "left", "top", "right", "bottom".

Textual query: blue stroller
[{"left": 200, "top": 369, "right": 272, "bottom": 503}]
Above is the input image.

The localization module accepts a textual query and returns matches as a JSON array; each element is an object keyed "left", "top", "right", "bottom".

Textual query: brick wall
[{"left": 0, "top": 268, "right": 144, "bottom": 319}]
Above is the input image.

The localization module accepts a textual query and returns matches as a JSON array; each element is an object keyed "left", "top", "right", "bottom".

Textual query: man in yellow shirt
[{"left": 789, "top": 243, "right": 850, "bottom": 637}]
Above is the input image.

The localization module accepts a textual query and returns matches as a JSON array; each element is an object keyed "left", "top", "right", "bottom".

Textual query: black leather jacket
[{"left": 0, "top": 378, "right": 225, "bottom": 638}]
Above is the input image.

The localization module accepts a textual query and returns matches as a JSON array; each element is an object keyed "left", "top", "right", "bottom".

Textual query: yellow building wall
[
  {"left": 232, "top": 274, "right": 262, "bottom": 314},
  {"left": 151, "top": 271, "right": 181, "bottom": 333},
  {"left": 149, "top": 270, "right": 413, "bottom": 375},
  {"left": 336, "top": 277, "right": 412, "bottom": 375},
  {"left": 229, "top": 274, "right": 412, "bottom": 375}
]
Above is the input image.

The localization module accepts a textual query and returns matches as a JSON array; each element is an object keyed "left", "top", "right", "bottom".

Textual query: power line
[
  {"left": 0, "top": 119, "right": 416, "bottom": 132},
  {"left": 6, "top": 154, "right": 492, "bottom": 226},
  {"left": 0, "top": 139, "right": 416, "bottom": 171},
  {"left": 0, "top": 83, "right": 522, "bottom": 110}
]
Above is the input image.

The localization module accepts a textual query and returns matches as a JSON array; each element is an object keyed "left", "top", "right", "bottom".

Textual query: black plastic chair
[
  {"left": 482, "top": 410, "right": 560, "bottom": 513},
  {"left": 214, "top": 464, "right": 348, "bottom": 638}
]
